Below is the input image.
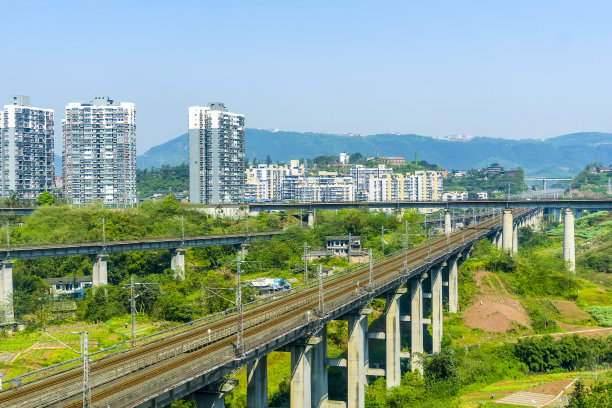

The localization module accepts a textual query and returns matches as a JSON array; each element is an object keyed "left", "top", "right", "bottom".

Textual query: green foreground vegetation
[{"left": 0, "top": 202, "right": 610, "bottom": 406}]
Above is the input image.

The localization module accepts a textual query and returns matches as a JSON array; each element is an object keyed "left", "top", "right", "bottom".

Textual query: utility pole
[
  {"left": 300, "top": 209, "right": 303, "bottom": 228},
  {"left": 369, "top": 248, "right": 374, "bottom": 290},
  {"left": 347, "top": 232, "right": 351, "bottom": 266},
  {"left": 101, "top": 217, "right": 106, "bottom": 244},
  {"left": 130, "top": 276, "right": 136, "bottom": 348},
  {"left": 123, "top": 278, "right": 161, "bottom": 348},
  {"left": 236, "top": 254, "right": 244, "bottom": 356},
  {"left": 303, "top": 242, "right": 308, "bottom": 286},
  {"left": 318, "top": 264, "right": 324, "bottom": 315},
  {"left": 181, "top": 215, "right": 185, "bottom": 242},
  {"left": 5, "top": 221, "right": 9, "bottom": 249},
  {"left": 42, "top": 330, "right": 90, "bottom": 407},
  {"left": 82, "top": 331, "right": 90, "bottom": 408},
  {"left": 381, "top": 226, "right": 385, "bottom": 254}
]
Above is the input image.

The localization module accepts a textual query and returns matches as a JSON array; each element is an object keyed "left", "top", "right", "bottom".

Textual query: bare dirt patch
[
  {"left": 553, "top": 300, "right": 592, "bottom": 324},
  {"left": 528, "top": 379, "right": 574, "bottom": 395},
  {"left": 463, "top": 271, "right": 531, "bottom": 333}
]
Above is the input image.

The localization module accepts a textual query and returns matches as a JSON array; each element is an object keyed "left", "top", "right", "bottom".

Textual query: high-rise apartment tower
[
  {"left": 62, "top": 96, "right": 136, "bottom": 205},
  {"left": 0, "top": 96, "right": 54, "bottom": 199},
  {"left": 188, "top": 103, "right": 245, "bottom": 204}
]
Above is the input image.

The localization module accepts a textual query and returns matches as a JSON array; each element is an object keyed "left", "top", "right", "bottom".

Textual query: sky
[{"left": 1, "top": 1, "right": 611, "bottom": 154}]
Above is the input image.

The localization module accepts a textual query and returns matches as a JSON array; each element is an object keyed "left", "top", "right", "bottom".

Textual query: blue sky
[{"left": 1, "top": 1, "right": 611, "bottom": 153}]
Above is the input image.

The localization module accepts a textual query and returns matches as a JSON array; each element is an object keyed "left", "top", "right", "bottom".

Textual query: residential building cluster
[
  {"left": 2, "top": 94, "right": 468, "bottom": 206},
  {"left": 0, "top": 95, "right": 137, "bottom": 206},
  {"left": 245, "top": 159, "right": 445, "bottom": 202},
  {"left": 245, "top": 160, "right": 354, "bottom": 202}
]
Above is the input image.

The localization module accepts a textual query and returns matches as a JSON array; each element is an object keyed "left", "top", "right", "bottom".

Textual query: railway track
[{"left": 0, "top": 210, "right": 528, "bottom": 407}]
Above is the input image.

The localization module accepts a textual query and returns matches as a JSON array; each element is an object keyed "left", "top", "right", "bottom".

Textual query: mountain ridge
[{"left": 135, "top": 130, "right": 612, "bottom": 177}]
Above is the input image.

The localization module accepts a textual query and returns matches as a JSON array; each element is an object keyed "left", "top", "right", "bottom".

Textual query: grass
[
  {"left": 0, "top": 315, "right": 163, "bottom": 381},
  {"left": 459, "top": 369, "right": 612, "bottom": 408},
  {"left": 577, "top": 280, "right": 612, "bottom": 308}
]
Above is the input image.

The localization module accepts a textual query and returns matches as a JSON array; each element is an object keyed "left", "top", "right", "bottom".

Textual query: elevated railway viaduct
[{"left": 0, "top": 209, "right": 542, "bottom": 408}]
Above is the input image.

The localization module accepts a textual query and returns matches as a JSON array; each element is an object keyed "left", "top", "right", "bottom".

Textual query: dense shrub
[
  {"left": 588, "top": 306, "right": 612, "bottom": 327},
  {"left": 514, "top": 335, "right": 612, "bottom": 372}
]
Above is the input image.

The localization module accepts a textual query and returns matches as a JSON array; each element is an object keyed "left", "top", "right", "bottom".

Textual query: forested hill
[{"left": 136, "top": 130, "right": 612, "bottom": 177}]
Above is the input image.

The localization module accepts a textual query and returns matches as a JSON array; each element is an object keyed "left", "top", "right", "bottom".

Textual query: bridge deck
[{"left": 0, "top": 231, "right": 283, "bottom": 260}]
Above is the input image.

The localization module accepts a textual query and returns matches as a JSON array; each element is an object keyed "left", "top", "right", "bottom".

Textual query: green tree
[
  {"left": 568, "top": 380, "right": 588, "bottom": 408},
  {"left": 36, "top": 191, "right": 55, "bottom": 206}
]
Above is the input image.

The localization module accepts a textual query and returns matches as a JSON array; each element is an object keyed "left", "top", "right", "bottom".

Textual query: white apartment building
[
  {"left": 350, "top": 164, "right": 393, "bottom": 200},
  {"left": 0, "top": 96, "right": 54, "bottom": 199},
  {"left": 62, "top": 96, "right": 136, "bottom": 206},
  {"left": 296, "top": 176, "right": 354, "bottom": 202},
  {"left": 339, "top": 152, "right": 349, "bottom": 164},
  {"left": 189, "top": 103, "right": 245, "bottom": 204},
  {"left": 442, "top": 191, "right": 468, "bottom": 201},
  {"left": 367, "top": 171, "right": 444, "bottom": 202},
  {"left": 245, "top": 160, "right": 305, "bottom": 201}
]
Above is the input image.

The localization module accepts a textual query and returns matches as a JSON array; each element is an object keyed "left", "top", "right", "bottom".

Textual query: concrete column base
[
  {"left": 1, "top": 261, "right": 14, "bottom": 322},
  {"left": 312, "top": 325, "right": 329, "bottom": 408},
  {"left": 563, "top": 208, "right": 576, "bottom": 272},
  {"left": 410, "top": 276, "right": 424, "bottom": 373},
  {"left": 92, "top": 254, "right": 108, "bottom": 286},
  {"left": 386, "top": 288, "right": 404, "bottom": 388},
  {"left": 347, "top": 312, "right": 367, "bottom": 408},
  {"left": 171, "top": 248, "right": 186, "bottom": 280},
  {"left": 502, "top": 209, "right": 513, "bottom": 252},
  {"left": 247, "top": 356, "right": 268, "bottom": 408},
  {"left": 291, "top": 345, "right": 311, "bottom": 408},
  {"left": 448, "top": 256, "right": 458, "bottom": 313},
  {"left": 431, "top": 267, "right": 443, "bottom": 353}
]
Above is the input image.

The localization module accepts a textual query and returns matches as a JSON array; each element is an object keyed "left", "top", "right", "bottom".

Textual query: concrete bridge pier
[
  {"left": 1, "top": 261, "right": 14, "bottom": 322},
  {"left": 386, "top": 288, "right": 405, "bottom": 388},
  {"left": 247, "top": 356, "right": 268, "bottom": 408},
  {"left": 431, "top": 266, "right": 443, "bottom": 353},
  {"left": 347, "top": 309, "right": 369, "bottom": 408},
  {"left": 92, "top": 254, "right": 108, "bottom": 286},
  {"left": 447, "top": 256, "right": 459, "bottom": 313},
  {"left": 171, "top": 248, "right": 186, "bottom": 280},
  {"left": 444, "top": 209, "right": 452, "bottom": 236},
  {"left": 307, "top": 210, "right": 316, "bottom": 229},
  {"left": 563, "top": 208, "right": 576, "bottom": 272},
  {"left": 290, "top": 344, "right": 312, "bottom": 408},
  {"left": 410, "top": 275, "right": 424, "bottom": 373},
  {"left": 311, "top": 325, "right": 328, "bottom": 408},
  {"left": 502, "top": 209, "right": 513, "bottom": 252},
  {"left": 512, "top": 224, "right": 518, "bottom": 254}
]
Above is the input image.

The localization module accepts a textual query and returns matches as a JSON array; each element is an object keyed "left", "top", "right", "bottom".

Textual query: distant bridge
[
  {"left": 248, "top": 199, "right": 612, "bottom": 212},
  {"left": 524, "top": 176, "right": 573, "bottom": 190}
]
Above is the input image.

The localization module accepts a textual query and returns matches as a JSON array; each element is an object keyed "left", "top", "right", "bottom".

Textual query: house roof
[
  {"left": 326, "top": 236, "right": 361, "bottom": 240},
  {"left": 44, "top": 276, "right": 92, "bottom": 285}
]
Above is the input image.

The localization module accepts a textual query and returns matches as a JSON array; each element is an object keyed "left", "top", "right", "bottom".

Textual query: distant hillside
[
  {"left": 136, "top": 130, "right": 612, "bottom": 177},
  {"left": 137, "top": 133, "right": 189, "bottom": 170}
]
